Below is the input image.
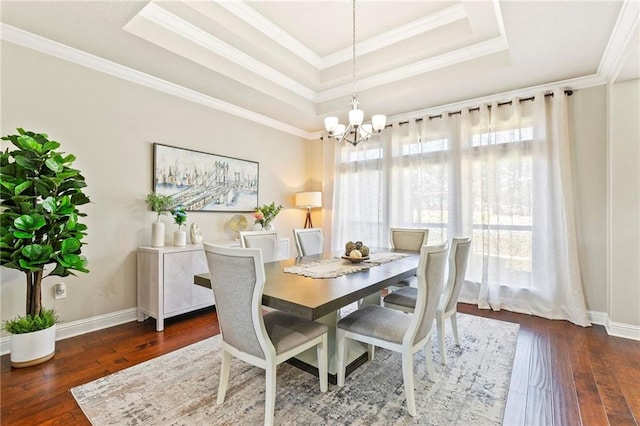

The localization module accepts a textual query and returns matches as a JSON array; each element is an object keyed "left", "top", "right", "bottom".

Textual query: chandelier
[{"left": 324, "top": 0, "right": 386, "bottom": 147}]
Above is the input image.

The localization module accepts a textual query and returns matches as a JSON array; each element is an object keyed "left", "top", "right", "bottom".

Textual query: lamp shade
[{"left": 295, "top": 191, "right": 322, "bottom": 208}]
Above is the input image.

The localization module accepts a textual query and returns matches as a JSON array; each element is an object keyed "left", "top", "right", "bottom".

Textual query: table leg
[{"left": 288, "top": 292, "right": 382, "bottom": 383}]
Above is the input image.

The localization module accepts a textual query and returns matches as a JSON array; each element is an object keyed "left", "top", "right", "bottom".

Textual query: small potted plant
[
  {"left": 0, "top": 128, "right": 90, "bottom": 367},
  {"left": 145, "top": 192, "right": 174, "bottom": 247},
  {"left": 253, "top": 202, "right": 283, "bottom": 231},
  {"left": 172, "top": 204, "right": 187, "bottom": 246}
]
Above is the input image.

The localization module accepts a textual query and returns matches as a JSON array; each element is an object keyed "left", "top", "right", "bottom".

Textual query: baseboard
[
  {"left": 587, "top": 310, "right": 609, "bottom": 326},
  {"left": 1, "top": 308, "right": 138, "bottom": 356},
  {"left": 588, "top": 310, "right": 640, "bottom": 341},
  {"left": 606, "top": 319, "right": 640, "bottom": 341},
  {"left": 2, "top": 308, "right": 636, "bottom": 356}
]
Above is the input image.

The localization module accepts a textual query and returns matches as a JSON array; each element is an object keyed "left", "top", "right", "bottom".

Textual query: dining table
[{"left": 194, "top": 248, "right": 420, "bottom": 383}]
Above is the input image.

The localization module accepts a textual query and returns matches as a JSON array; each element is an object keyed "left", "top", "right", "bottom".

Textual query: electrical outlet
[{"left": 54, "top": 283, "right": 67, "bottom": 299}]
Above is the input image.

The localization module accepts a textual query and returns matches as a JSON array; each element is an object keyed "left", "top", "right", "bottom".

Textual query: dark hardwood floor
[{"left": 2, "top": 304, "right": 639, "bottom": 425}]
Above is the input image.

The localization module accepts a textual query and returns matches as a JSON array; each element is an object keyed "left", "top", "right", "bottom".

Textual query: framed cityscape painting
[{"left": 153, "top": 143, "right": 259, "bottom": 212}]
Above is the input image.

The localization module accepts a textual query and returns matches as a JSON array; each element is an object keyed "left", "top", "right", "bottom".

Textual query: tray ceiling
[{"left": 1, "top": 1, "right": 638, "bottom": 138}]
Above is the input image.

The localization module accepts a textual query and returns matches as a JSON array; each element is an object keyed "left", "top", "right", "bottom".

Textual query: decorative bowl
[{"left": 341, "top": 256, "right": 370, "bottom": 264}]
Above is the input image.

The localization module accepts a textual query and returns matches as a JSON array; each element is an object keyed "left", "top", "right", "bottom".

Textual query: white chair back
[
  {"left": 203, "top": 244, "right": 272, "bottom": 360},
  {"left": 293, "top": 228, "right": 324, "bottom": 257},
  {"left": 441, "top": 237, "right": 472, "bottom": 313},
  {"left": 405, "top": 243, "right": 449, "bottom": 346},
  {"left": 390, "top": 228, "right": 429, "bottom": 251},
  {"left": 239, "top": 230, "right": 279, "bottom": 263}
]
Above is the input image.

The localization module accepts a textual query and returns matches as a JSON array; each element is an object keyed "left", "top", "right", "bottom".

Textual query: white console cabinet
[
  {"left": 137, "top": 244, "right": 213, "bottom": 331},
  {"left": 137, "top": 238, "right": 290, "bottom": 331}
]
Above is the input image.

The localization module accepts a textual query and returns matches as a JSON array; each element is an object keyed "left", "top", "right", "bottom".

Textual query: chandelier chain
[
  {"left": 352, "top": 0, "right": 356, "bottom": 97},
  {"left": 323, "top": 0, "right": 386, "bottom": 147}
]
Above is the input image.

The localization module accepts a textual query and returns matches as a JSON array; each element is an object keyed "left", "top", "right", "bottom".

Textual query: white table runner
[{"left": 284, "top": 252, "right": 409, "bottom": 279}]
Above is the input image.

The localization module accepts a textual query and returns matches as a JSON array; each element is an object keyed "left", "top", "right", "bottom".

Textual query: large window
[
  {"left": 329, "top": 93, "right": 590, "bottom": 326},
  {"left": 334, "top": 118, "right": 538, "bottom": 290}
]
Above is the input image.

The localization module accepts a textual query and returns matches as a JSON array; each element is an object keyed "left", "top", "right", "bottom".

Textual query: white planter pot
[
  {"left": 174, "top": 230, "right": 187, "bottom": 246},
  {"left": 10, "top": 324, "right": 56, "bottom": 368},
  {"left": 151, "top": 222, "right": 165, "bottom": 247}
]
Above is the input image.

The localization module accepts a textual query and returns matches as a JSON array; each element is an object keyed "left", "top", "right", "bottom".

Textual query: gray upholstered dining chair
[
  {"left": 239, "top": 230, "right": 279, "bottom": 263},
  {"left": 387, "top": 227, "right": 429, "bottom": 290},
  {"left": 383, "top": 237, "right": 472, "bottom": 365},
  {"left": 335, "top": 243, "right": 448, "bottom": 417},
  {"left": 292, "top": 228, "right": 324, "bottom": 257},
  {"left": 203, "top": 243, "right": 328, "bottom": 426}
]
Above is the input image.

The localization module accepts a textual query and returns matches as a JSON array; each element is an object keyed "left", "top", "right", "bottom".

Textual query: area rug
[{"left": 71, "top": 313, "right": 519, "bottom": 425}]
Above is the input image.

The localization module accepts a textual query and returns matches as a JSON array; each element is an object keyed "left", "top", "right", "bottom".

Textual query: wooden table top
[{"left": 194, "top": 249, "right": 419, "bottom": 321}]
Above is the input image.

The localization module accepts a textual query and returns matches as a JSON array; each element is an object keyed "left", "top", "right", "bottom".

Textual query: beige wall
[
  {"left": 569, "top": 86, "right": 608, "bottom": 313},
  {"left": 609, "top": 79, "right": 640, "bottom": 327},
  {"left": 1, "top": 42, "right": 315, "bottom": 332}
]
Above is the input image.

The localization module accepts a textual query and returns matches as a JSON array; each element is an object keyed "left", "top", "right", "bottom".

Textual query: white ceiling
[{"left": 1, "top": 1, "right": 639, "bottom": 139}]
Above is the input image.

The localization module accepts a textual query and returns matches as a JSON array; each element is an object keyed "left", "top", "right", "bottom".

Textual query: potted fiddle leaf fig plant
[
  {"left": 145, "top": 192, "right": 174, "bottom": 247},
  {"left": 0, "top": 128, "right": 90, "bottom": 368}
]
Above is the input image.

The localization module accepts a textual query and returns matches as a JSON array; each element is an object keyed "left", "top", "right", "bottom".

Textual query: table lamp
[{"left": 295, "top": 191, "right": 322, "bottom": 228}]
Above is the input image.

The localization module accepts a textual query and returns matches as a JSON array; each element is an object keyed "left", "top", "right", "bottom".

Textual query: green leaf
[
  {"left": 14, "top": 214, "right": 46, "bottom": 231},
  {"left": 62, "top": 154, "right": 76, "bottom": 163},
  {"left": 58, "top": 253, "right": 86, "bottom": 269},
  {"left": 22, "top": 244, "right": 53, "bottom": 262},
  {"left": 13, "top": 230, "right": 34, "bottom": 239},
  {"left": 45, "top": 157, "right": 63, "bottom": 173},
  {"left": 18, "top": 258, "right": 42, "bottom": 271},
  {"left": 65, "top": 212, "right": 77, "bottom": 230},
  {"left": 61, "top": 238, "right": 81, "bottom": 254},
  {"left": 70, "top": 193, "right": 91, "bottom": 205},
  {"left": 14, "top": 155, "right": 36, "bottom": 169},
  {"left": 0, "top": 181, "right": 15, "bottom": 193},
  {"left": 14, "top": 180, "right": 32, "bottom": 195},
  {"left": 16, "top": 135, "right": 42, "bottom": 153},
  {"left": 57, "top": 196, "right": 74, "bottom": 214},
  {"left": 42, "top": 197, "right": 57, "bottom": 213},
  {"left": 56, "top": 170, "right": 79, "bottom": 180},
  {"left": 43, "top": 141, "right": 61, "bottom": 152}
]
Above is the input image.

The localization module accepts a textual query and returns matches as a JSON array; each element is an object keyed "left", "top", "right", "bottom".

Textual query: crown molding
[
  {"left": 0, "top": 23, "right": 314, "bottom": 139},
  {"left": 321, "top": 3, "right": 468, "bottom": 69},
  {"left": 212, "top": 1, "right": 469, "bottom": 71},
  {"left": 387, "top": 73, "right": 607, "bottom": 124},
  {"left": 137, "top": 2, "right": 317, "bottom": 102},
  {"left": 492, "top": 0, "right": 507, "bottom": 38},
  {"left": 214, "top": 0, "right": 323, "bottom": 69},
  {"left": 318, "top": 36, "right": 509, "bottom": 102},
  {"left": 598, "top": 0, "right": 640, "bottom": 81}
]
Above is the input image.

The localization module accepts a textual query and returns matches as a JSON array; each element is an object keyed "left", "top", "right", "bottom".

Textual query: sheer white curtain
[
  {"left": 326, "top": 90, "right": 590, "bottom": 326},
  {"left": 325, "top": 131, "right": 389, "bottom": 250}
]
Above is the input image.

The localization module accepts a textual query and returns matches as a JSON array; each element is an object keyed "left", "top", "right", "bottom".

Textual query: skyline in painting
[{"left": 153, "top": 143, "right": 258, "bottom": 212}]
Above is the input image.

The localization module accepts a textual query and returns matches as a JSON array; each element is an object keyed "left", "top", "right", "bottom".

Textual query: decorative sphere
[{"left": 349, "top": 249, "right": 362, "bottom": 259}]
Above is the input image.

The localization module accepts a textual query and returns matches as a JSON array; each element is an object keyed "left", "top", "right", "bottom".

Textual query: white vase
[
  {"left": 263, "top": 223, "right": 273, "bottom": 231},
  {"left": 10, "top": 324, "right": 56, "bottom": 368},
  {"left": 151, "top": 222, "right": 165, "bottom": 247},
  {"left": 174, "top": 230, "right": 187, "bottom": 246}
]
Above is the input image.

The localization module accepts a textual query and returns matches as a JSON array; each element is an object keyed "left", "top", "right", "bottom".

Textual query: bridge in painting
[{"left": 164, "top": 161, "right": 255, "bottom": 211}]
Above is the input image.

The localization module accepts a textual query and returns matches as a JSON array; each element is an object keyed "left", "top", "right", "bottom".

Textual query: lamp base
[{"left": 304, "top": 208, "right": 313, "bottom": 229}]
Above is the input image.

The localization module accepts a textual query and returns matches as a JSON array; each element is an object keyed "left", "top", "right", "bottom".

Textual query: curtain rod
[
  {"left": 319, "top": 90, "right": 573, "bottom": 139},
  {"left": 395, "top": 89, "right": 573, "bottom": 125}
]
